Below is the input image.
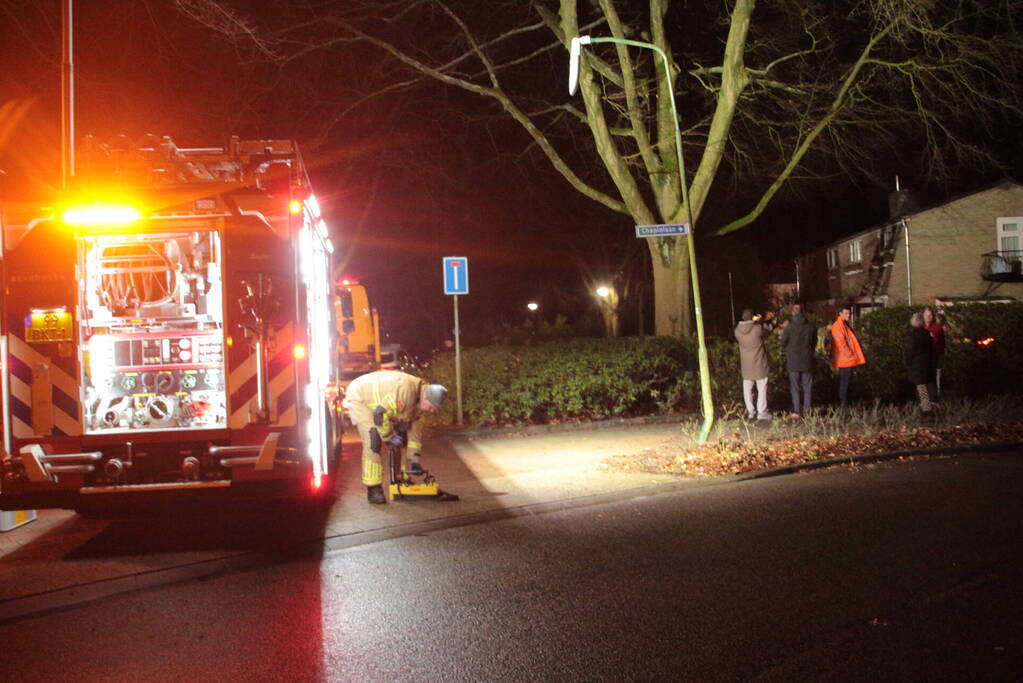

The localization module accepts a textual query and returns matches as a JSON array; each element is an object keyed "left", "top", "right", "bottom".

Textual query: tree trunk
[{"left": 648, "top": 235, "right": 692, "bottom": 337}]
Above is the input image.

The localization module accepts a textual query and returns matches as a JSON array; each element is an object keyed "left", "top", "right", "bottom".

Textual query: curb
[{"left": 736, "top": 440, "right": 1023, "bottom": 480}]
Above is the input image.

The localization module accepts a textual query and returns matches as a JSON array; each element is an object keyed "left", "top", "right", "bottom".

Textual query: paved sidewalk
[{"left": 0, "top": 421, "right": 688, "bottom": 620}]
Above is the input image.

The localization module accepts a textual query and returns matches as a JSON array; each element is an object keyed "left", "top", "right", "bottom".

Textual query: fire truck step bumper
[{"left": 80, "top": 481, "right": 232, "bottom": 494}]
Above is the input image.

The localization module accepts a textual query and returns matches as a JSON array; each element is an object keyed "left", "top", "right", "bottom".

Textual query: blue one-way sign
[
  {"left": 443, "top": 256, "right": 469, "bottom": 295},
  {"left": 635, "top": 223, "right": 690, "bottom": 238}
]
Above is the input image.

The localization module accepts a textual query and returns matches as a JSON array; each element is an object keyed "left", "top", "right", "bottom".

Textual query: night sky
[{"left": 2, "top": 1, "right": 1020, "bottom": 355}]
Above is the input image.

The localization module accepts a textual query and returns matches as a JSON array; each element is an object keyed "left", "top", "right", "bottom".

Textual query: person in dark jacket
[
  {"left": 906, "top": 312, "right": 934, "bottom": 413},
  {"left": 779, "top": 304, "right": 817, "bottom": 417}
]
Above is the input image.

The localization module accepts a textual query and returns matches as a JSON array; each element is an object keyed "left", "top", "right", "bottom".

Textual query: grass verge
[{"left": 605, "top": 396, "right": 1023, "bottom": 477}]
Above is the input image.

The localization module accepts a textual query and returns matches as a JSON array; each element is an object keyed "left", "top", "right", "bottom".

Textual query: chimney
[{"left": 888, "top": 175, "right": 919, "bottom": 219}]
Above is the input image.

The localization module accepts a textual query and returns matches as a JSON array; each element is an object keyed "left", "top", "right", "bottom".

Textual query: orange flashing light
[
  {"left": 289, "top": 199, "right": 303, "bottom": 214},
  {"left": 977, "top": 337, "right": 995, "bottom": 346},
  {"left": 293, "top": 343, "right": 307, "bottom": 360},
  {"left": 62, "top": 204, "right": 142, "bottom": 226}
]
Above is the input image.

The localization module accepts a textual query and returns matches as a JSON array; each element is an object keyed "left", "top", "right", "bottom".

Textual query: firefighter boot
[{"left": 367, "top": 485, "right": 387, "bottom": 505}]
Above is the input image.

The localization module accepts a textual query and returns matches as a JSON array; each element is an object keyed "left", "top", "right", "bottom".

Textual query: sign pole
[
  {"left": 453, "top": 294, "right": 462, "bottom": 426},
  {"left": 443, "top": 256, "right": 468, "bottom": 427}
]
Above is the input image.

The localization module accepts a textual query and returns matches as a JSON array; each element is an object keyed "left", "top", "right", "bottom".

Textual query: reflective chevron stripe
[{"left": 6, "top": 334, "right": 81, "bottom": 437}]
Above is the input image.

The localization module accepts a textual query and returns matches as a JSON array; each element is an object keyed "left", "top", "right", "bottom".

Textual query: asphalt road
[{"left": 1, "top": 451, "right": 1020, "bottom": 682}]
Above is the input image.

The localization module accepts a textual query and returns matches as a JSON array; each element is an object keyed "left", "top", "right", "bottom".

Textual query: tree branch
[{"left": 714, "top": 23, "right": 894, "bottom": 236}]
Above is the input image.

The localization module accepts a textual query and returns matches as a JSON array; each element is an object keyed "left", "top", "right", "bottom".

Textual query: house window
[
  {"left": 848, "top": 240, "right": 862, "bottom": 263},
  {"left": 826, "top": 248, "right": 838, "bottom": 270},
  {"left": 997, "top": 217, "right": 1022, "bottom": 256}
]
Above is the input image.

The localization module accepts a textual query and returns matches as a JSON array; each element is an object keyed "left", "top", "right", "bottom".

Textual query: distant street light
[
  {"left": 527, "top": 302, "right": 539, "bottom": 311},
  {"left": 593, "top": 285, "right": 620, "bottom": 337},
  {"left": 569, "top": 34, "right": 714, "bottom": 444}
]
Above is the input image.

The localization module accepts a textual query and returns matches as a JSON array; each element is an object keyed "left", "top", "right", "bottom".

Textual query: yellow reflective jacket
[{"left": 346, "top": 370, "right": 426, "bottom": 452}]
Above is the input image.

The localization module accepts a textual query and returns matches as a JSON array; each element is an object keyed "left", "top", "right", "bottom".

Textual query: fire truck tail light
[
  {"left": 293, "top": 344, "right": 307, "bottom": 360},
  {"left": 62, "top": 204, "right": 142, "bottom": 226},
  {"left": 311, "top": 474, "right": 323, "bottom": 490},
  {"left": 289, "top": 199, "right": 302, "bottom": 214}
]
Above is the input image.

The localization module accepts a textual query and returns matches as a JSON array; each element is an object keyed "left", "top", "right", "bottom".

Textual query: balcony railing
[{"left": 981, "top": 250, "right": 1023, "bottom": 282}]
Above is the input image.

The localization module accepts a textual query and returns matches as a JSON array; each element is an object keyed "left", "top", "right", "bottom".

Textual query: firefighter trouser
[{"left": 354, "top": 420, "right": 410, "bottom": 486}]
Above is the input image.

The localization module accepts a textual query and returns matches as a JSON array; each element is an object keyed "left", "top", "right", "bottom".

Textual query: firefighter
[{"left": 345, "top": 370, "right": 448, "bottom": 504}]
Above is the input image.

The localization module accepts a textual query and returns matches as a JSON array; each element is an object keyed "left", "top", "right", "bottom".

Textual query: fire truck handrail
[
  {"left": 38, "top": 452, "right": 103, "bottom": 464},
  {"left": 211, "top": 445, "right": 296, "bottom": 456},
  {"left": 16, "top": 446, "right": 104, "bottom": 483},
  {"left": 207, "top": 445, "right": 260, "bottom": 454},
  {"left": 48, "top": 465, "right": 96, "bottom": 475},
  {"left": 208, "top": 432, "right": 280, "bottom": 471}
]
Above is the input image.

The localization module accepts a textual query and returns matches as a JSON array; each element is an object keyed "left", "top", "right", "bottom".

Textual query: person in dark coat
[
  {"left": 906, "top": 312, "right": 934, "bottom": 412},
  {"left": 779, "top": 304, "right": 817, "bottom": 417}
]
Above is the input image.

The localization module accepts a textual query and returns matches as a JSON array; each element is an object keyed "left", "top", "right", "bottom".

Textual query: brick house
[{"left": 795, "top": 180, "right": 1023, "bottom": 318}]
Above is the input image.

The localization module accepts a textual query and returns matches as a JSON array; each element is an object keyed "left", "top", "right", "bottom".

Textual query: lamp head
[{"left": 568, "top": 36, "right": 591, "bottom": 95}]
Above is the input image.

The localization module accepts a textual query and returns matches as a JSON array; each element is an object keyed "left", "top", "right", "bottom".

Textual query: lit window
[
  {"left": 848, "top": 240, "right": 862, "bottom": 262},
  {"left": 997, "top": 217, "right": 1022, "bottom": 256}
]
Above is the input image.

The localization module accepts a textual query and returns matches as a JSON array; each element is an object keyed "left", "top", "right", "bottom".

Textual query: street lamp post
[{"left": 569, "top": 35, "right": 714, "bottom": 444}]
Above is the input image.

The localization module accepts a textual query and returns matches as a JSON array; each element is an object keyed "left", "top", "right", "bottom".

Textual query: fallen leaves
[{"left": 605, "top": 421, "right": 1023, "bottom": 478}]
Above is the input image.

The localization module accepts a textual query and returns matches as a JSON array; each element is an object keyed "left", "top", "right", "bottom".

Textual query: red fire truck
[{"left": 0, "top": 136, "right": 341, "bottom": 512}]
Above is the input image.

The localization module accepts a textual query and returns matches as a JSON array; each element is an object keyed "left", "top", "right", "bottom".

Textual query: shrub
[
  {"left": 929, "top": 302, "right": 1023, "bottom": 397},
  {"left": 853, "top": 307, "right": 919, "bottom": 403},
  {"left": 422, "top": 302, "right": 1023, "bottom": 426},
  {"left": 424, "top": 337, "right": 689, "bottom": 425}
]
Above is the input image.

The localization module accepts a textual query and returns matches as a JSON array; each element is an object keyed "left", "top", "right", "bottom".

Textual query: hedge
[
  {"left": 423, "top": 337, "right": 687, "bottom": 425},
  {"left": 423, "top": 302, "right": 1023, "bottom": 426}
]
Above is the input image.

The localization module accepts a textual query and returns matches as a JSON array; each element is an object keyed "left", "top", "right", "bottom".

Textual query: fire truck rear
[{"left": 0, "top": 136, "right": 340, "bottom": 511}]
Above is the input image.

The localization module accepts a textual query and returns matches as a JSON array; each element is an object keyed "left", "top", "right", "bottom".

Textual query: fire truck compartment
[{"left": 79, "top": 229, "right": 227, "bottom": 434}]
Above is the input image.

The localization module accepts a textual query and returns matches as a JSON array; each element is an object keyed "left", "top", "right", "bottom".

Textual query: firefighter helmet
[{"left": 423, "top": 384, "right": 448, "bottom": 409}]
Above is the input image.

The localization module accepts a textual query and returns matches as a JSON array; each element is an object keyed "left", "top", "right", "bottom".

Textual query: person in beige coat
[
  {"left": 345, "top": 370, "right": 447, "bottom": 504},
  {"left": 735, "top": 308, "right": 775, "bottom": 420}
]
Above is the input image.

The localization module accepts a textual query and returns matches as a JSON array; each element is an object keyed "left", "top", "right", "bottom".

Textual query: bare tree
[{"left": 180, "top": 0, "right": 1023, "bottom": 337}]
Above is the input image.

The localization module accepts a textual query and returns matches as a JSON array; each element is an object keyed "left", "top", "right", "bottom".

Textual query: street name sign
[
  {"left": 635, "top": 223, "right": 690, "bottom": 238},
  {"left": 443, "top": 256, "right": 469, "bottom": 295}
]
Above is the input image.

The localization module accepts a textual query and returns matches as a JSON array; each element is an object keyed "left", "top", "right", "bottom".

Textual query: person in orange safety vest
[
  {"left": 345, "top": 370, "right": 447, "bottom": 504},
  {"left": 829, "top": 305, "right": 866, "bottom": 405}
]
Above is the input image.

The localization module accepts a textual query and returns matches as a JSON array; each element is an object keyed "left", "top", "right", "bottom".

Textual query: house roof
[{"left": 810, "top": 178, "right": 1022, "bottom": 252}]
